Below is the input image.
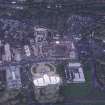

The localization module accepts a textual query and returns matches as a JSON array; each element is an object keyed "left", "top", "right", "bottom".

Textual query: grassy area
[
  {"left": 62, "top": 63, "right": 92, "bottom": 97},
  {"left": 56, "top": 62, "right": 66, "bottom": 78}
]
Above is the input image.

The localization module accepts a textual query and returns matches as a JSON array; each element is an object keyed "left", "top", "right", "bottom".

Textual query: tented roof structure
[{"left": 33, "top": 74, "right": 61, "bottom": 86}]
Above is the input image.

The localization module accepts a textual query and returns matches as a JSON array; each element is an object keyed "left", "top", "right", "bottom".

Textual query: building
[
  {"left": 4, "top": 43, "right": 11, "bottom": 62},
  {"left": 6, "top": 66, "right": 22, "bottom": 89},
  {"left": 65, "top": 62, "right": 85, "bottom": 83},
  {"left": 24, "top": 45, "right": 31, "bottom": 57}
]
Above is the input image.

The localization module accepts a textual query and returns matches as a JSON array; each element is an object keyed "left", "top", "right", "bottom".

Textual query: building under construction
[{"left": 0, "top": 0, "right": 105, "bottom": 105}]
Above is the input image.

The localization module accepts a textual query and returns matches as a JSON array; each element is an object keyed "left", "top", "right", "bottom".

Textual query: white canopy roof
[{"left": 33, "top": 74, "right": 61, "bottom": 87}]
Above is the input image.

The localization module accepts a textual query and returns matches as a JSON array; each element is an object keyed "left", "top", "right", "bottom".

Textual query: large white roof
[
  {"left": 33, "top": 74, "right": 61, "bottom": 87},
  {"left": 69, "top": 62, "right": 81, "bottom": 67}
]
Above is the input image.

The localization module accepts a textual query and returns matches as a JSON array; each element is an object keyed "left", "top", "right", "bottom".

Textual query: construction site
[{"left": 0, "top": 0, "right": 105, "bottom": 105}]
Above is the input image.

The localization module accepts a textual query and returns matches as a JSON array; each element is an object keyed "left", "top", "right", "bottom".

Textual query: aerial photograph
[{"left": 0, "top": 0, "right": 105, "bottom": 105}]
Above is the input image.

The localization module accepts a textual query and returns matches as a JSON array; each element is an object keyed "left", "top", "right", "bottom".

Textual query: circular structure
[
  {"left": 31, "top": 63, "right": 56, "bottom": 76},
  {"left": 31, "top": 62, "right": 62, "bottom": 103}
]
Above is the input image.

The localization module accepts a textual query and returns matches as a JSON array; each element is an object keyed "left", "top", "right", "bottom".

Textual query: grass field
[{"left": 62, "top": 63, "right": 92, "bottom": 97}]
